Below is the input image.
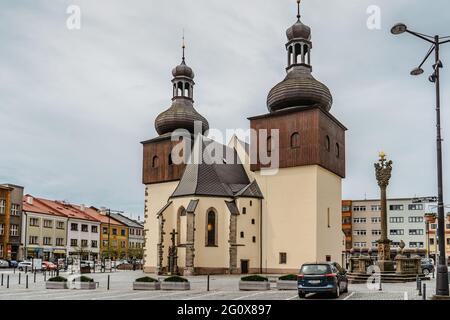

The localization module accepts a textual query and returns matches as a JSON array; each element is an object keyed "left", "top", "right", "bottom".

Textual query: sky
[{"left": 1, "top": 0, "right": 450, "bottom": 217}]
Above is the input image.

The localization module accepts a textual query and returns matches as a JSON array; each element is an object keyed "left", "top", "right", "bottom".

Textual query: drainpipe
[{"left": 259, "top": 200, "right": 263, "bottom": 274}]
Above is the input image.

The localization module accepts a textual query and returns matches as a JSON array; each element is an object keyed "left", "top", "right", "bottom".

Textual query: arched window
[
  {"left": 184, "top": 83, "right": 190, "bottom": 97},
  {"left": 206, "top": 210, "right": 217, "bottom": 246},
  {"left": 335, "top": 143, "right": 340, "bottom": 158},
  {"left": 177, "top": 206, "right": 186, "bottom": 245},
  {"left": 242, "top": 207, "right": 247, "bottom": 214},
  {"left": 291, "top": 132, "right": 300, "bottom": 148},
  {"left": 173, "top": 84, "right": 176, "bottom": 97},
  {"left": 325, "top": 136, "right": 330, "bottom": 152},
  {"left": 294, "top": 43, "right": 301, "bottom": 64},
  {"left": 152, "top": 156, "right": 159, "bottom": 168},
  {"left": 288, "top": 46, "right": 294, "bottom": 66},
  {"left": 177, "top": 81, "right": 183, "bottom": 96},
  {"left": 267, "top": 136, "right": 272, "bottom": 154}
]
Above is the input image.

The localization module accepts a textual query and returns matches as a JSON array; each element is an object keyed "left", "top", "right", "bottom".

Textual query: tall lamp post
[{"left": 391, "top": 23, "right": 450, "bottom": 297}]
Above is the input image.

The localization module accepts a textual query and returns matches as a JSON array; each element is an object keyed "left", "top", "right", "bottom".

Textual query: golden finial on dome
[{"left": 379, "top": 151, "right": 386, "bottom": 160}]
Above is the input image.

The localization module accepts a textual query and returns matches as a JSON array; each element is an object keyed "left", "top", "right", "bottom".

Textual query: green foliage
[
  {"left": 164, "top": 276, "right": 189, "bottom": 283},
  {"left": 278, "top": 274, "right": 298, "bottom": 281},
  {"left": 48, "top": 276, "right": 68, "bottom": 282},
  {"left": 135, "top": 276, "right": 158, "bottom": 283},
  {"left": 74, "top": 275, "right": 94, "bottom": 282},
  {"left": 241, "top": 275, "right": 269, "bottom": 282}
]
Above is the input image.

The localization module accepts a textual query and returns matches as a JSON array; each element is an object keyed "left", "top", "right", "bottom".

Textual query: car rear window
[{"left": 300, "top": 264, "right": 331, "bottom": 275}]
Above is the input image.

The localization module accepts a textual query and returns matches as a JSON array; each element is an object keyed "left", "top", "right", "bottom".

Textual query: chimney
[
  {"left": 99, "top": 207, "right": 107, "bottom": 215},
  {"left": 80, "top": 204, "right": 86, "bottom": 211},
  {"left": 26, "top": 196, "right": 33, "bottom": 205}
]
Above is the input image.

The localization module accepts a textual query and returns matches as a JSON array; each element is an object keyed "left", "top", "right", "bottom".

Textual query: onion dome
[
  {"left": 154, "top": 40, "right": 209, "bottom": 135},
  {"left": 267, "top": 0, "right": 333, "bottom": 113}
]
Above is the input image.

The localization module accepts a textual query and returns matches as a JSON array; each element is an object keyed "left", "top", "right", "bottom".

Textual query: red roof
[{"left": 22, "top": 195, "right": 66, "bottom": 217}]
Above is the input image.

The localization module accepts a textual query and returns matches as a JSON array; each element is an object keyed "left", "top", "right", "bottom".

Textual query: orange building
[{"left": 341, "top": 200, "right": 352, "bottom": 251}]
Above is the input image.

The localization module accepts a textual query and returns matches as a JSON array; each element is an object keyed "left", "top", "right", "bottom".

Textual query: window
[
  {"left": 242, "top": 207, "right": 246, "bottom": 214},
  {"left": 353, "top": 218, "right": 367, "bottom": 223},
  {"left": 409, "top": 216, "right": 424, "bottom": 223},
  {"left": 43, "top": 220, "right": 53, "bottom": 228},
  {"left": 10, "top": 224, "right": 19, "bottom": 236},
  {"left": 71, "top": 223, "right": 78, "bottom": 231},
  {"left": 353, "top": 206, "right": 366, "bottom": 211},
  {"left": 342, "top": 205, "right": 351, "bottom": 212},
  {"left": 56, "top": 238, "right": 64, "bottom": 246},
  {"left": 430, "top": 238, "right": 435, "bottom": 245},
  {"left": 29, "top": 236, "right": 39, "bottom": 245},
  {"left": 327, "top": 208, "right": 330, "bottom": 228},
  {"left": 91, "top": 225, "right": 98, "bottom": 233},
  {"left": 152, "top": 156, "right": 160, "bottom": 168},
  {"left": 206, "top": 210, "right": 217, "bottom": 246},
  {"left": 121, "top": 229, "right": 126, "bottom": 236},
  {"left": 130, "top": 228, "right": 135, "bottom": 236},
  {"left": 11, "top": 204, "right": 20, "bottom": 215},
  {"left": 56, "top": 221, "right": 65, "bottom": 229},
  {"left": 325, "top": 135, "right": 330, "bottom": 151},
  {"left": 103, "top": 227, "right": 108, "bottom": 234},
  {"left": 408, "top": 204, "right": 423, "bottom": 210},
  {"left": 353, "top": 230, "right": 367, "bottom": 236},
  {"left": 111, "top": 240, "right": 117, "bottom": 247},
  {"left": 0, "top": 200, "right": 5, "bottom": 214},
  {"left": 250, "top": 201, "right": 253, "bottom": 207},
  {"left": 371, "top": 205, "right": 382, "bottom": 211},
  {"left": 447, "top": 238, "right": 450, "bottom": 246},
  {"left": 81, "top": 224, "right": 88, "bottom": 232},
  {"left": 371, "top": 241, "right": 378, "bottom": 247},
  {"left": 70, "top": 239, "right": 78, "bottom": 247},
  {"left": 409, "top": 242, "right": 424, "bottom": 248},
  {"left": 391, "top": 241, "right": 400, "bottom": 247},
  {"left": 102, "top": 240, "right": 108, "bottom": 247},
  {"left": 279, "top": 252, "right": 287, "bottom": 264},
  {"left": 389, "top": 205, "right": 404, "bottom": 211},
  {"left": 447, "top": 224, "right": 450, "bottom": 230},
  {"left": 372, "top": 230, "right": 381, "bottom": 236},
  {"left": 431, "top": 224, "right": 437, "bottom": 230},
  {"left": 91, "top": 240, "right": 97, "bottom": 248},
  {"left": 251, "top": 219, "right": 255, "bottom": 225},
  {"left": 290, "top": 132, "right": 300, "bottom": 148},
  {"left": 326, "top": 255, "right": 331, "bottom": 262},
  {"left": 112, "top": 228, "right": 117, "bottom": 235},
  {"left": 409, "top": 229, "right": 424, "bottom": 235},
  {"left": 0, "top": 224, "right": 3, "bottom": 235},
  {"left": 390, "top": 217, "right": 404, "bottom": 223},
  {"left": 121, "top": 241, "right": 126, "bottom": 248},
  {"left": 371, "top": 217, "right": 381, "bottom": 223},
  {"left": 43, "top": 237, "right": 52, "bottom": 245},
  {"left": 81, "top": 239, "right": 88, "bottom": 247},
  {"left": 390, "top": 229, "right": 404, "bottom": 235},
  {"left": 30, "top": 218, "right": 40, "bottom": 227},
  {"left": 353, "top": 242, "right": 367, "bottom": 248},
  {"left": 240, "top": 231, "right": 245, "bottom": 238},
  {"left": 252, "top": 236, "right": 256, "bottom": 243},
  {"left": 335, "top": 143, "right": 340, "bottom": 158}
]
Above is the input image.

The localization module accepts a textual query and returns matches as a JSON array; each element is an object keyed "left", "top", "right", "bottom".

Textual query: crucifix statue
[
  {"left": 167, "top": 229, "right": 179, "bottom": 275},
  {"left": 374, "top": 152, "right": 394, "bottom": 272}
]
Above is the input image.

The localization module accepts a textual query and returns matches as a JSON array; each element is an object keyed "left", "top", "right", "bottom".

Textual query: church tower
[
  {"left": 142, "top": 42, "right": 209, "bottom": 273},
  {"left": 249, "top": 1, "right": 347, "bottom": 273}
]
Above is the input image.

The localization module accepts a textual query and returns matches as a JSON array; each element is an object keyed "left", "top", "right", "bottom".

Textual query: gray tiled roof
[
  {"left": 108, "top": 212, "right": 144, "bottom": 228},
  {"left": 171, "top": 135, "right": 251, "bottom": 198},
  {"left": 225, "top": 200, "right": 240, "bottom": 215},
  {"left": 234, "top": 180, "right": 264, "bottom": 199}
]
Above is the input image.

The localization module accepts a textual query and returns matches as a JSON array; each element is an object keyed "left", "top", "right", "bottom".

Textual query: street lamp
[{"left": 392, "top": 23, "right": 450, "bottom": 297}]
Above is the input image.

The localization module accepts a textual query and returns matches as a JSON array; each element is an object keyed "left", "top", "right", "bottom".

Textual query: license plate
[{"left": 309, "top": 280, "right": 321, "bottom": 284}]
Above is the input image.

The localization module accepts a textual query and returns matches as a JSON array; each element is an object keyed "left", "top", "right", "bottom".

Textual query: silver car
[{"left": 0, "top": 259, "right": 9, "bottom": 268}]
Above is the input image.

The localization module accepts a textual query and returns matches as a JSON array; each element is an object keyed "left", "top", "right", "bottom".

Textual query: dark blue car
[{"left": 298, "top": 262, "right": 348, "bottom": 299}]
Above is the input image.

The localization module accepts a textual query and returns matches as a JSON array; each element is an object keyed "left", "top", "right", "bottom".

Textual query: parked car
[
  {"left": 8, "top": 260, "right": 18, "bottom": 268},
  {"left": 0, "top": 259, "right": 9, "bottom": 268},
  {"left": 42, "top": 261, "right": 57, "bottom": 271},
  {"left": 297, "top": 262, "right": 348, "bottom": 299},
  {"left": 421, "top": 258, "right": 435, "bottom": 276},
  {"left": 18, "top": 261, "right": 32, "bottom": 271}
]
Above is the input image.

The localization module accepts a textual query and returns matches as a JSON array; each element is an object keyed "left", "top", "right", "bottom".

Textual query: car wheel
[
  {"left": 423, "top": 268, "right": 430, "bottom": 276},
  {"left": 298, "top": 291, "right": 306, "bottom": 299},
  {"left": 334, "top": 284, "right": 340, "bottom": 298}
]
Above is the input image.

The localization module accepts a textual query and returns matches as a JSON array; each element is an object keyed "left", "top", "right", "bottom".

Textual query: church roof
[
  {"left": 225, "top": 200, "right": 240, "bottom": 215},
  {"left": 156, "top": 201, "right": 173, "bottom": 217},
  {"left": 186, "top": 199, "right": 199, "bottom": 213},
  {"left": 171, "top": 135, "right": 261, "bottom": 199},
  {"left": 234, "top": 180, "right": 264, "bottom": 199}
]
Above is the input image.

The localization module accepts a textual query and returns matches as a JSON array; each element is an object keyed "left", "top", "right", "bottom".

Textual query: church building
[{"left": 141, "top": 4, "right": 346, "bottom": 275}]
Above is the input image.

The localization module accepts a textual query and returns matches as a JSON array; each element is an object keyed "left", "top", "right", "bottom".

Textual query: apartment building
[
  {"left": 342, "top": 197, "right": 435, "bottom": 252},
  {"left": 426, "top": 213, "right": 450, "bottom": 260},
  {"left": 22, "top": 196, "right": 68, "bottom": 260},
  {"left": 0, "top": 184, "right": 24, "bottom": 260},
  {"left": 109, "top": 212, "right": 144, "bottom": 258}
]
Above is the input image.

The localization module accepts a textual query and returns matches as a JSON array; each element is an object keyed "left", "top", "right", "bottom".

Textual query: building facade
[
  {"left": 109, "top": 212, "right": 144, "bottom": 258},
  {"left": 342, "top": 197, "right": 435, "bottom": 254},
  {"left": 0, "top": 184, "right": 24, "bottom": 260},
  {"left": 142, "top": 5, "right": 346, "bottom": 275},
  {"left": 426, "top": 213, "right": 450, "bottom": 261}
]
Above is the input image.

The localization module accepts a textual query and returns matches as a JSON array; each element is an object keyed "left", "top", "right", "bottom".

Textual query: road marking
[
  {"left": 343, "top": 292, "right": 355, "bottom": 300},
  {"left": 233, "top": 292, "right": 266, "bottom": 300},
  {"left": 0, "top": 290, "right": 51, "bottom": 297},
  {"left": 132, "top": 291, "right": 196, "bottom": 300},
  {"left": 286, "top": 294, "right": 298, "bottom": 300},
  {"left": 183, "top": 291, "right": 222, "bottom": 300},
  {"left": 91, "top": 291, "right": 145, "bottom": 300},
  {"left": 404, "top": 292, "right": 408, "bottom": 300}
]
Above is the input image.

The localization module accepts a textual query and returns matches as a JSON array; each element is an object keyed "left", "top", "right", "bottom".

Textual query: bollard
[
  {"left": 25, "top": 266, "right": 27, "bottom": 274},
  {"left": 7, "top": 275, "right": 9, "bottom": 289},
  {"left": 34, "top": 271, "right": 36, "bottom": 283},
  {"left": 423, "top": 283, "right": 426, "bottom": 300},
  {"left": 207, "top": 274, "right": 210, "bottom": 292},
  {"left": 26, "top": 275, "right": 29, "bottom": 289},
  {"left": 107, "top": 275, "right": 110, "bottom": 290},
  {"left": 1, "top": 274, "right": 3, "bottom": 286},
  {"left": 418, "top": 279, "right": 422, "bottom": 296},
  {"left": 379, "top": 279, "right": 382, "bottom": 291},
  {"left": 416, "top": 275, "right": 420, "bottom": 290},
  {"left": 19, "top": 272, "right": 21, "bottom": 285},
  {"left": 13, "top": 267, "right": 16, "bottom": 274},
  {"left": 44, "top": 272, "right": 46, "bottom": 282}
]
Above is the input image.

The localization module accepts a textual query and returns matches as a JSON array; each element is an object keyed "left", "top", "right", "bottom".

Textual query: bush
[
  {"left": 135, "top": 276, "right": 158, "bottom": 283},
  {"left": 164, "top": 276, "right": 188, "bottom": 283},
  {"left": 241, "top": 275, "right": 268, "bottom": 282},
  {"left": 48, "top": 276, "right": 67, "bottom": 282},
  {"left": 278, "top": 274, "right": 297, "bottom": 281},
  {"left": 73, "top": 276, "right": 94, "bottom": 282}
]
